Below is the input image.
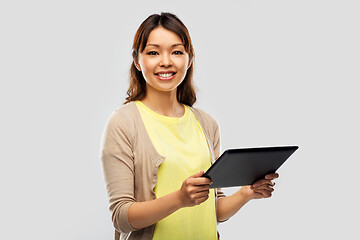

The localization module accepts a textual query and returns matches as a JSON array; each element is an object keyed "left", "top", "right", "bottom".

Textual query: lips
[
  {"left": 155, "top": 71, "right": 176, "bottom": 81},
  {"left": 155, "top": 71, "right": 176, "bottom": 78}
]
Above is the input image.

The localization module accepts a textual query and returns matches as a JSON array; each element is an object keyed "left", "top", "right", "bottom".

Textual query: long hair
[{"left": 124, "top": 12, "right": 197, "bottom": 106}]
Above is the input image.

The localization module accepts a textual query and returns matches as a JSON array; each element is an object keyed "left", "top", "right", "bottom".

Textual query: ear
[
  {"left": 133, "top": 59, "right": 142, "bottom": 72},
  {"left": 187, "top": 57, "right": 194, "bottom": 69}
]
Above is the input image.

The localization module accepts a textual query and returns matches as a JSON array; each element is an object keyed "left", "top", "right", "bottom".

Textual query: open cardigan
[{"left": 100, "top": 101, "right": 227, "bottom": 240}]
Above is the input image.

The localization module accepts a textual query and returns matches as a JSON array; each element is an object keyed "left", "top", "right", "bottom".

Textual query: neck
[{"left": 140, "top": 85, "right": 184, "bottom": 117}]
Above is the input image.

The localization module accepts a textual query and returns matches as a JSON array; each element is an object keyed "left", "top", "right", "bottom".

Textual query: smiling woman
[
  {"left": 133, "top": 27, "right": 192, "bottom": 99},
  {"left": 125, "top": 13, "right": 195, "bottom": 108},
  {"left": 100, "top": 12, "right": 278, "bottom": 240}
]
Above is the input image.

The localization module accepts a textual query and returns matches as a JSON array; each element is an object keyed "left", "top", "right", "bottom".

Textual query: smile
[{"left": 155, "top": 72, "right": 176, "bottom": 81}]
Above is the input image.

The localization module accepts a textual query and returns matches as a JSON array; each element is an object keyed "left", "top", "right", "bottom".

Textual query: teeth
[{"left": 158, "top": 73, "right": 173, "bottom": 78}]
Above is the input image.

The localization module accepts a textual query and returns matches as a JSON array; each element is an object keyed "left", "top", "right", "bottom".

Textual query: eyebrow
[{"left": 145, "top": 43, "right": 184, "bottom": 48}]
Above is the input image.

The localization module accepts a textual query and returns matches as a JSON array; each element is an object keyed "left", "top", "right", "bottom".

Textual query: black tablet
[{"left": 203, "top": 146, "right": 298, "bottom": 188}]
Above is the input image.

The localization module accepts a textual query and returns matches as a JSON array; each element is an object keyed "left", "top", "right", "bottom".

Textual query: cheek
[
  {"left": 174, "top": 57, "right": 189, "bottom": 71},
  {"left": 140, "top": 59, "right": 156, "bottom": 74}
]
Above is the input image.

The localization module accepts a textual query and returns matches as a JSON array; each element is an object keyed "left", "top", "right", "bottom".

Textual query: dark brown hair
[{"left": 124, "top": 12, "right": 197, "bottom": 106}]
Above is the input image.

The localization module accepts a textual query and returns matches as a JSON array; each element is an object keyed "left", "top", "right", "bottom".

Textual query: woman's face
[{"left": 135, "top": 27, "right": 192, "bottom": 94}]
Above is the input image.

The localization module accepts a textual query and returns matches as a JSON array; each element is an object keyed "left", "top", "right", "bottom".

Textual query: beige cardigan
[{"left": 100, "top": 101, "right": 227, "bottom": 240}]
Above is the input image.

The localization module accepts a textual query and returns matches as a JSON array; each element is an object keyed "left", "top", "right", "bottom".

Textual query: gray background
[{"left": 1, "top": 0, "right": 359, "bottom": 239}]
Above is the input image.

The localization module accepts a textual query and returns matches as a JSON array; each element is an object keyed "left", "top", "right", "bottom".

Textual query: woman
[{"left": 100, "top": 12, "right": 278, "bottom": 240}]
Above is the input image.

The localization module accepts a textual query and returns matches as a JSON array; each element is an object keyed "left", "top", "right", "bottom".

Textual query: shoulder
[
  {"left": 109, "top": 101, "right": 138, "bottom": 120},
  {"left": 104, "top": 102, "right": 139, "bottom": 133}
]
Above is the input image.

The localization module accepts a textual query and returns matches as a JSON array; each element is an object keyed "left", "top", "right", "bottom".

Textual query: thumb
[{"left": 190, "top": 170, "right": 205, "bottom": 178}]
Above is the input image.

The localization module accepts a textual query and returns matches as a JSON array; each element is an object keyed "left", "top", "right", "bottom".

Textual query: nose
[{"left": 159, "top": 53, "right": 173, "bottom": 67}]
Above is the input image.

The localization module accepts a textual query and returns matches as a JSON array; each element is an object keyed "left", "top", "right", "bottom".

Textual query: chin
[
  {"left": 151, "top": 82, "right": 180, "bottom": 92},
  {"left": 155, "top": 86, "right": 178, "bottom": 92}
]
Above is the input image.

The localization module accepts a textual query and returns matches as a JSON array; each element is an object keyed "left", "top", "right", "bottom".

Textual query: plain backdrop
[{"left": 1, "top": 0, "right": 359, "bottom": 239}]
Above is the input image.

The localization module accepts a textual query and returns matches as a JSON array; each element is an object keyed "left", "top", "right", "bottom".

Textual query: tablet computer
[{"left": 203, "top": 146, "right": 298, "bottom": 188}]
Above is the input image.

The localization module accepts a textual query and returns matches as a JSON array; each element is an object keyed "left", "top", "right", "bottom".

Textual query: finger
[
  {"left": 195, "top": 189, "right": 210, "bottom": 197},
  {"left": 263, "top": 190, "right": 273, "bottom": 198},
  {"left": 192, "top": 185, "right": 210, "bottom": 193},
  {"left": 190, "top": 177, "right": 212, "bottom": 186},
  {"left": 195, "top": 195, "right": 209, "bottom": 205},
  {"left": 259, "top": 180, "right": 275, "bottom": 187},
  {"left": 253, "top": 188, "right": 270, "bottom": 194},
  {"left": 252, "top": 179, "right": 273, "bottom": 188},
  {"left": 253, "top": 185, "right": 274, "bottom": 192},
  {"left": 191, "top": 190, "right": 210, "bottom": 201},
  {"left": 253, "top": 192, "right": 264, "bottom": 199},
  {"left": 251, "top": 181, "right": 275, "bottom": 189},
  {"left": 253, "top": 189, "right": 273, "bottom": 198},
  {"left": 190, "top": 170, "right": 205, "bottom": 178},
  {"left": 265, "top": 173, "right": 279, "bottom": 180}
]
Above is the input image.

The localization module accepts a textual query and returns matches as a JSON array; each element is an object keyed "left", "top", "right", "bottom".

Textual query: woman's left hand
[{"left": 239, "top": 173, "right": 279, "bottom": 201}]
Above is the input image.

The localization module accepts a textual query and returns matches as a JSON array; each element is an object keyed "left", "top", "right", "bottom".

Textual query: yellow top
[{"left": 134, "top": 100, "right": 217, "bottom": 240}]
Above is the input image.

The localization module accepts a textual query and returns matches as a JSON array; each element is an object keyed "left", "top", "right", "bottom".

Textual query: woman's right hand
[{"left": 177, "top": 170, "right": 212, "bottom": 207}]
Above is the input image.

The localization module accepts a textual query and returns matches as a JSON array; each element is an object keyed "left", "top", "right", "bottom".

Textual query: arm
[
  {"left": 216, "top": 173, "right": 279, "bottom": 222},
  {"left": 101, "top": 113, "right": 212, "bottom": 233},
  {"left": 128, "top": 170, "right": 211, "bottom": 230},
  {"left": 128, "top": 191, "right": 183, "bottom": 230},
  {"left": 216, "top": 188, "right": 252, "bottom": 222},
  {"left": 101, "top": 112, "right": 137, "bottom": 233},
  {"left": 101, "top": 113, "right": 186, "bottom": 232}
]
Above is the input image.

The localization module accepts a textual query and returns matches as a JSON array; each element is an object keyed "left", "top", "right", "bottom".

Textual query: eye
[
  {"left": 173, "top": 51, "right": 184, "bottom": 55},
  {"left": 147, "top": 51, "right": 158, "bottom": 55}
]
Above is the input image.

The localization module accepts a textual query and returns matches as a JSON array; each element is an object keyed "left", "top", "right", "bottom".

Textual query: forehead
[{"left": 146, "top": 27, "right": 184, "bottom": 47}]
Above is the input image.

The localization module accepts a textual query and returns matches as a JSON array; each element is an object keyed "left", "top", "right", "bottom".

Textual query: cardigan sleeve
[
  {"left": 100, "top": 110, "right": 138, "bottom": 233},
  {"left": 208, "top": 114, "right": 230, "bottom": 224},
  {"left": 213, "top": 121, "right": 226, "bottom": 198}
]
